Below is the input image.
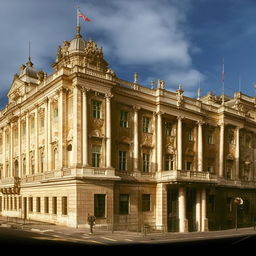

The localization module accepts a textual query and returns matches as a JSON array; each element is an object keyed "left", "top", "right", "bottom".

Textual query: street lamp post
[{"left": 234, "top": 197, "right": 243, "bottom": 231}]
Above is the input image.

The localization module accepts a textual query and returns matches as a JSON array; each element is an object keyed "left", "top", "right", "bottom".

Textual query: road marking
[
  {"left": 124, "top": 239, "right": 133, "bottom": 242},
  {"left": 41, "top": 229, "right": 54, "bottom": 233},
  {"left": 31, "top": 228, "right": 41, "bottom": 232},
  {"left": 86, "top": 239, "right": 108, "bottom": 245},
  {"left": 101, "top": 236, "right": 117, "bottom": 242}
]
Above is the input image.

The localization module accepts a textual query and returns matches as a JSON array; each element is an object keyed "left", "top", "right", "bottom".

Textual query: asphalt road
[{"left": 1, "top": 226, "right": 256, "bottom": 252}]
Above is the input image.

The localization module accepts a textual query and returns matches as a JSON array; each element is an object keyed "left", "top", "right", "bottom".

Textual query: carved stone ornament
[
  {"left": 176, "top": 85, "right": 184, "bottom": 107},
  {"left": 142, "top": 133, "right": 153, "bottom": 147},
  {"left": 67, "top": 129, "right": 73, "bottom": 142}
]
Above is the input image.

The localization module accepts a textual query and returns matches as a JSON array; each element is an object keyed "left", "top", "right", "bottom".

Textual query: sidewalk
[{"left": 1, "top": 215, "right": 256, "bottom": 243}]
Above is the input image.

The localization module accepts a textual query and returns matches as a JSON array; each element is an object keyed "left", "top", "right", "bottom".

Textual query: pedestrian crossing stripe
[{"left": 101, "top": 237, "right": 117, "bottom": 242}]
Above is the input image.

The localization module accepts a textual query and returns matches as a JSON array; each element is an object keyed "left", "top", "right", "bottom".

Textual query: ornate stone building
[{"left": 0, "top": 25, "right": 256, "bottom": 232}]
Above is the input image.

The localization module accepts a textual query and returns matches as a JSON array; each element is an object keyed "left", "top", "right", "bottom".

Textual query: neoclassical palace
[{"left": 0, "top": 25, "right": 256, "bottom": 232}]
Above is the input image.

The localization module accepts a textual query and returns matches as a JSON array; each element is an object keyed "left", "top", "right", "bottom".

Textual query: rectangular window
[
  {"left": 92, "top": 100, "right": 101, "bottom": 119},
  {"left": 52, "top": 197, "right": 57, "bottom": 215},
  {"left": 188, "top": 128, "right": 193, "bottom": 141},
  {"left": 209, "top": 195, "right": 215, "bottom": 213},
  {"left": 226, "top": 168, "right": 232, "bottom": 179},
  {"left": 142, "top": 194, "right": 151, "bottom": 212},
  {"left": 119, "top": 151, "right": 127, "bottom": 171},
  {"left": 143, "top": 116, "right": 150, "bottom": 133},
  {"left": 143, "top": 153, "right": 150, "bottom": 173},
  {"left": 227, "top": 197, "right": 232, "bottom": 212},
  {"left": 165, "top": 154, "right": 174, "bottom": 171},
  {"left": 120, "top": 111, "right": 128, "bottom": 128},
  {"left": 119, "top": 194, "right": 129, "bottom": 215},
  {"left": 186, "top": 161, "right": 192, "bottom": 171},
  {"left": 94, "top": 194, "right": 106, "bottom": 218},
  {"left": 29, "top": 197, "right": 33, "bottom": 212},
  {"left": 208, "top": 134, "right": 213, "bottom": 144},
  {"left": 44, "top": 197, "right": 49, "bottom": 214},
  {"left": 62, "top": 197, "right": 68, "bottom": 215},
  {"left": 165, "top": 122, "right": 172, "bottom": 136},
  {"left": 92, "top": 145, "right": 101, "bottom": 167},
  {"left": 36, "top": 197, "right": 41, "bottom": 213}
]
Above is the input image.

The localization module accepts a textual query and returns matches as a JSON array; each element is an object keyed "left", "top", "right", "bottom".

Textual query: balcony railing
[
  {"left": 19, "top": 167, "right": 121, "bottom": 184},
  {"left": 156, "top": 170, "right": 218, "bottom": 183}
]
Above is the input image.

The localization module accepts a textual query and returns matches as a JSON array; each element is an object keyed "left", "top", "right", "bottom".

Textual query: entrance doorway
[
  {"left": 186, "top": 188, "right": 196, "bottom": 232},
  {"left": 167, "top": 188, "right": 179, "bottom": 232}
]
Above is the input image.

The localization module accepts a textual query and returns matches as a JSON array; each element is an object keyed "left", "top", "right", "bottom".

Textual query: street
[{"left": 1, "top": 225, "right": 256, "bottom": 251}]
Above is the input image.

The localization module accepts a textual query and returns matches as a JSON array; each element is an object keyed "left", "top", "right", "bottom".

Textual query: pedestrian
[{"left": 88, "top": 213, "right": 96, "bottom": 234}]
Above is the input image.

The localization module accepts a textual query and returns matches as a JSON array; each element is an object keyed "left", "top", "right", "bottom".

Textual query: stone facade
[{"left": 0, "top": 26, "right": 256, "bottom": 232}]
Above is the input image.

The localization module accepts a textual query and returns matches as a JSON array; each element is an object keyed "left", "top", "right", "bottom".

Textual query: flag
[{"left": 79, "top": 10, "right": 91, "bottom": 22}]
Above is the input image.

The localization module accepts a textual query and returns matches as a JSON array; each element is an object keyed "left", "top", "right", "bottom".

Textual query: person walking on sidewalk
[{"left": 88, "top": 213, "right": 96, "bottom": 234}]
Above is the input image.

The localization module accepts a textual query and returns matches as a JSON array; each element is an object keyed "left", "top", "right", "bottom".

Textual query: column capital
[
  {"left": 217, "top": 121, "right": 225, "bottom": 127},
  {"left": 177, "top": 115, "right": 184, "bottom": 121},
  {"left": 196, "top": 120, "right": 205, "bottom": 126},
  {"left": 81, "top": 87, "right": 90, "bottom": 94},
  {"left": 105, "top": 92, "right": 114, "bottom": 100},
  {"left": 133, "top": 106, "right": 141, "bottom": 112},
  {"left": 156, "top": 111, "right": 163, "bottom": 116}
]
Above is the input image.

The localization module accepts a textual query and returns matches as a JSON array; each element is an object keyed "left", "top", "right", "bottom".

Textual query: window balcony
[
  {"left": 0, "top": 176, "right": 20, "bottom": 194},
  {"left": 156, "top": 170, "right": 218, "bottom": 183},
  {"left": 20, "top": 167, "right": 121, "bottom": 184}
]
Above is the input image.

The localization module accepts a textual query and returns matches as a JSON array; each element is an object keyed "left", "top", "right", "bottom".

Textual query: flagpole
[{"left": 222, "top": 58, "right": 225, "bottom": 105}]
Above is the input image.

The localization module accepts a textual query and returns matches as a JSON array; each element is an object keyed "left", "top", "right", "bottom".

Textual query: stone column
[
  {"left": 47, "top": 99, "right": 52, "bottom": 171},
  {"left": 219, "top": 122, "right": 224, "bottom": 177},
  {"left": 10, "top": 123, "right": 13, "bottom": 177},
  {"left": 58, "top": 89, "right": 64, "bottom": 170},
  {"left": 201, "top": 188, "right": 207, "bottom": 231},
  {"left": 235, "top": 127, "right": 240, "bottom": 180},
  {"left": 197, "top": 121, "right": 203, "bottom": 172},
  {"left": 177, "top": 116, "right": 183, "bottom": 171},
  {"left": 105, "top": 93, "right": 112, "bottom": 168},
  {"left": 157, "top": 112, "right": 163, "bottom": 172},
  {"left": 156, "top": 183, "right": 167, "bottom": 230},
  {"left": 82, "top": 89, "right": 89, "bottom": 166},
  {"left": 44, "top": 98, "right": 49, "bottom": 172},
  {"left": 133, "top": 106, "right": 139, "bottom": 172},
  {"left": 196, "top": 189, "right": 201, "bottom": 231},
  {"left": 72, "top": 84, "right": 82, "bottom": 167},
  {"left": 2, "top": 128, "right": 6, "bottom": 178},
  {"left": 34, "top": 106, "right": 39, "bottom": 174},
  {"left": 25, "top": 111, "right": 30, "bottom": 175},
  {"left": 178, "top": 186, "right": 186, "bottom": 232},
  {"left": 18, "top": 118, "right": 21, "bottom": 177}
]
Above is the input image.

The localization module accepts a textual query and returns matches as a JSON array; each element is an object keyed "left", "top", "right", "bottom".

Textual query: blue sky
[{"left": 1, "top": 0, "right": 256, "bottom": 109}]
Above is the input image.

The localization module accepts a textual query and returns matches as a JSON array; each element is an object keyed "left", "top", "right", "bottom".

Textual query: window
[
  {"left": 53, "top": 107, "right": 58, "bottom": 119},
  {"left": 40, "top": 152, "right": 44, "bottom": 173},
  {"left": 23, "top": 158, "right": 26, "bottom": 175},
  {"left": 92, "top": 100, "right": 101, "bottom": 119},
  {"left": 143, "top": 153, "right": 150, "bottom": 173},
  {"left": 226, "top": 168, "right": 232, "bottom": 179},
  {"left": 188, "top": 128, "right": 193, "bottom": 141},
  {"left": 165, "top": 122, "right": 172, "bottom": 136},
  {"left": 29, "top": 197, "right": 33, "bottom": 212},
  {"left": 165, "top": 154, "right": 174, "bottom": 171},
  {"left": 53, "top": 149, "right": 58, "bottom": 170},
  {"left": 44, "top": 197, "right": 49, "bottom": 213},
  {"left": 142, "top": 194, "right": 151, "bottom": 212},
  {"left": 143, "top": 116, "right": 150, "bottom": 133},
  {"left": 227, "top": 197, "right": 232, "bottom": 212},
  {"left": 208, "top": 134, "right": 214, "bottom": 144},
  {"left": 119, "top": 194, "right": 129, "bottom": 215},
  {"left": 31, "top": 156, "right": 35, "bottom": 174},
  {"left": 40, "top": 116, "right": 44, "bottom": 129},
  {"left": 119, "top": 151, "right": 127, "bottom": 171},
  {"left": 36, "top": 197, "right": 41, "bottom": 213},
  {"left": 94, "top": 194, "right": 105, "bottom": 218},
  {"left": 62, "top": 197, "right": 68, "bottom": 215},
  {"left": 186, "top": 161, "right": 192, "bottom": 171},
  {"left": 208, "top": 166, "right": 214, "bottom": 173},
  {"left": 120, "top": 111, "right": 128, "bottom": 128},
  {"left": 92, "top": 145, "right": 101, "bottom": 167},
  {"left": 52, "top": 197, "right": 57, "bottom": 214}
]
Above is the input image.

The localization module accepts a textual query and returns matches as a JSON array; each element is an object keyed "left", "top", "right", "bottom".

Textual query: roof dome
[
  {"left": 68, "top": 26, "right": 85, "bottom": 53},
  {"left": 20, "top": 58, "right": 38, "bottom": 79}
]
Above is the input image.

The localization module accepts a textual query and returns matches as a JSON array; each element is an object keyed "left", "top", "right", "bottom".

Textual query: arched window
[
  {"left": 40, "top": 151, "right": 44, "bottom": 173},
  {"left": 23, "top": 158, "right": 26, "bottom": 175},
  {"left": 53, "top": 149, "right": 58, "bottom": 170},
  {"left": 67, "top": 144, "right": 72, "bottom": 167},
  {"left": 14, "top": 160, "right": 19, "bottom": 177}
]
